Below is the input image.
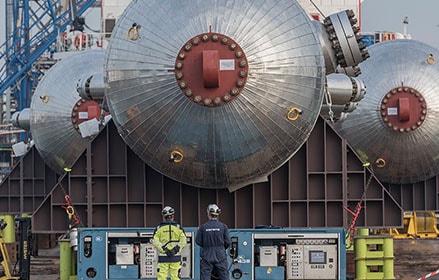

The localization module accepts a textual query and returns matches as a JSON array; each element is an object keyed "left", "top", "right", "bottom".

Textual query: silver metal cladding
[
  {"left": 334, "top": 39, "right": 439, "bottom": 184},
  {"left": 104, "top": 0, "right": 327, "bottom": 189},
  {"left": 30, "top": 50, "right": 105, "bottom": 174}
]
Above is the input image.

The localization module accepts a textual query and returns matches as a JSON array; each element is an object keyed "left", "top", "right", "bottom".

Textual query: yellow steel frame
[{"left": 0, "top": 226, "right": 19, "bottom": 280}]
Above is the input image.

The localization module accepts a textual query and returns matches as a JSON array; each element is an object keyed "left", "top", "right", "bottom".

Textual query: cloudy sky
[{"left": 360, "top": 0, "right": 439, "bottom": 47}]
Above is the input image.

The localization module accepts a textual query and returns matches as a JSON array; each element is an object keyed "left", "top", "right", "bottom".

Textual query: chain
[
  {"left": 324, "top": 88, "right": 335, "bottom": 123},
  {"left": 98, "top": 96, "right": 108, "bottom": 127},
  {"left": 58, "top": 170, "right": 84, "bottom": 228}
]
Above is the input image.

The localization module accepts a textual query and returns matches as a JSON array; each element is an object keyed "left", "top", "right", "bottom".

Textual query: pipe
[
  {"left": 11, "top": 108, "right": 30, "bottom": 130},
  {"left": 76, "top": 72, "right": 105, "bottom": 100},
  {"left": 60, "top": 239, "right": 73, "bottom": 280}
]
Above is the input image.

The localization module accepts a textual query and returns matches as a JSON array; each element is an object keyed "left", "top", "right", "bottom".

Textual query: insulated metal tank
[
  {"left": 27, "top": 50, "right": 106, "bottom": 174},
  {"left": 104, "top": 0, "right": 326, "bottom": 189},
  {"left": 334, "top": 40, "right": 439, "bottom": 184}
]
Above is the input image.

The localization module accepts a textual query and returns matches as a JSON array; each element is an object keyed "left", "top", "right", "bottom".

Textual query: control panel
[
  {"left": 138, "top": 238, "right": 192, "bottom": 278},
  {"left": 251, "top": 231, "right": 343, "bottom": 280},
  {"left": 77, "top": 228, "right": 194, "bottom": 280},
  {"left": 287, "top": 245, "right": 303, "bottom": 278},
  {"left": 139, "top": 243, "right": 157, "bottom": 278},
  {"left": 76, "top": 227, "right": 345, "bottom": 280},
  {"left": 286, "top": 240, "right": 337, "bottom": 279}
]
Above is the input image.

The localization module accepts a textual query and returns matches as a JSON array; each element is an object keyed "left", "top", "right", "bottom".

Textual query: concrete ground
[
  {"left": 393, "top": 238, "right": 439, "bottom": 280},
  {"left": 30, "top": 246, "right": 60, "bottom": 280}
]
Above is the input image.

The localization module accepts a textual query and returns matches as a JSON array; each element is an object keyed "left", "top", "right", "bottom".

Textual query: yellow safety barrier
[{"left": 355, "top": 234, "right": 395, "bottom": 280}]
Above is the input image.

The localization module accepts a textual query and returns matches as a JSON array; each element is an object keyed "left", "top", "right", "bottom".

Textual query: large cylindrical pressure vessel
[
  {"left": 334, "top": 40, "right": 439, "bottom": 184},
  {"left": 30, "top": 50, "right": 106, "bottom": 174},
  {"left": 104, "top": 0, "right": 326, "bottom": 189}
]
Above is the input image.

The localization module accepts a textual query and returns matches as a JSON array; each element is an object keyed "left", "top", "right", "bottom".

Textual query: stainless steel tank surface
[
  {"left": 30, "top": 50, "right": 105, "bottom": 174},
  {"left": 334, "top": 39, "right": 439, "bottom": 184},
  {"left": 104, "top": 0, "right": 326, "bottom": 189}
]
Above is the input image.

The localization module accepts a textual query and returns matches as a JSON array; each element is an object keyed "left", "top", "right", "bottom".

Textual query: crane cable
[
  {"left": 59, "top": 168, "right": 84, "bottom": 228},
  {"left": 344, "top": 164, "right": 375, "bottom": 248},
  {"left": 308, "top": 0, "right": 326, "bottom": 18}
]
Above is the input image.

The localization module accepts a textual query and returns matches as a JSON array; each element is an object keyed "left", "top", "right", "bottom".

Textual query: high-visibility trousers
[{"left": 157, "top": 261, "right": 181, "bottom": 280}]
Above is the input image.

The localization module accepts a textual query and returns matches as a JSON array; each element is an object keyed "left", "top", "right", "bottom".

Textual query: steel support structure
[
  {"left": 0, "top": 117, "right": 406, "bottom": 234},
  {"left": 0, "top": 0, "right": 96, "bottom": 121}
]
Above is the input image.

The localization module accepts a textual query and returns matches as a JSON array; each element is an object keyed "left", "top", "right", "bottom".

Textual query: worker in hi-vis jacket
[{"left": 151, "top": 206, "right": 187, "bottom": 280}]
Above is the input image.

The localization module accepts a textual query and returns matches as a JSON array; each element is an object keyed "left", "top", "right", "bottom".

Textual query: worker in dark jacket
[
  {"left": 151, "top": 206, "right": 187, "bottom": 280},
  {"left": 196, "top": 204, "right": 231, "bottom": 280}
]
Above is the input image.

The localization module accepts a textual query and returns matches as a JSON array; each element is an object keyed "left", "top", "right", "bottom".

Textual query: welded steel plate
[
  {"left": 105, "top": 0, "right": 325, "bottom": 189},
  {"left": 335, "top": 40, "right": 439, "bottom": 184},
  {"left": 30, "top": 50, "right": 105, "bottom": 174}
]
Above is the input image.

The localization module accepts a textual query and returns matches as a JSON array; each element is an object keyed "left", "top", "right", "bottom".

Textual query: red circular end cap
[
  {"left": 71, "top": 99, "right": 102, "bottom": 131},
  {"left": 175, "top": 32, "right": 248, "bottom": 107},
  {"left": 380, "top": 86, "right": 427, "bottom": 132}
]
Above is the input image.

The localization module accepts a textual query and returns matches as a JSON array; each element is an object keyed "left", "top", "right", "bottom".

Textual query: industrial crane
[{"left": 0, "top": 0, "right": 97, "bottom": 123}]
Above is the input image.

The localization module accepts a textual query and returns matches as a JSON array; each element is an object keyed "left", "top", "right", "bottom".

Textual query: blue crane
[{"left": 0, "top": 0, "right": 96, "bottom": 119}]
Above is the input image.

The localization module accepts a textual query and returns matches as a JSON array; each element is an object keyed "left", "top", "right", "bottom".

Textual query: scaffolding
[{"left": 0, "top": 0, "right": 96, "bottom": 122}]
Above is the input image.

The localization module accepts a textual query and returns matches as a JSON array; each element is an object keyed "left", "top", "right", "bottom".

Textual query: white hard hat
[
  {"left": 207, "top": 204, "right": 221, "bottom": 216},
  {"left": 161, "top": 206, "right": 175, "bottom": 217}
]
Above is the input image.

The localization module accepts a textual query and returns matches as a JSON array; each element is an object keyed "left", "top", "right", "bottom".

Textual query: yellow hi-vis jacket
[{"left": 151, "top": 220, "right": 187, "bottom": 262}]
